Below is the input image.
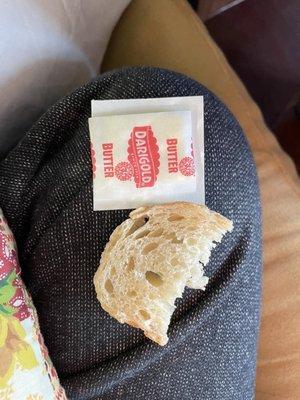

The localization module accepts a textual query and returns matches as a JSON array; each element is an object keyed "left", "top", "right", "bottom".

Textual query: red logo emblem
[
  {"left": 115, "top": 161, "right": 134, "bottom": 181},
  {"left": 179, "top": 156, "right": 195, "bottom": 176},
  {"left": 114, "top": 126, "right": 160, "bottom": 188}
]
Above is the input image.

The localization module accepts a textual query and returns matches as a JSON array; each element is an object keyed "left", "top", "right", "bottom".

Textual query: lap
[{"left": 0, "top": 67, "right": 261, "bottom": 399}]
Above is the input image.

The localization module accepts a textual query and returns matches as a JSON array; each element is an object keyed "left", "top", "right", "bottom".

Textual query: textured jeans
[{"left": 0, "top": 67, "right": 262, "bottom": 400}]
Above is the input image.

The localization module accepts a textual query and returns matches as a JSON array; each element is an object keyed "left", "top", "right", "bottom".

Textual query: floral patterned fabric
[{"left": 0, "top": 208, "right": 66, "bottom": 399}]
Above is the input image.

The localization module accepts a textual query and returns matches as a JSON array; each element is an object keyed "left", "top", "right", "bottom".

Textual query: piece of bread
[{"left": 94, "top": 202, "right": 233, "bottom": 346}]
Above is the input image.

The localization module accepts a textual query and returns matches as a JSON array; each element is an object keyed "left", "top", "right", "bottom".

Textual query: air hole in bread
[
  {"left": 146, "top": 271, "right": 163, "bottom": 287},
  {"left": 148, "top": 228, "right": 164, "bottom": 238},
  {"left": 187, "top": 226, "right": 198, "bottom": 232},
  {"left": 105, "top": 279, "right": 114, "bottom": 294},
  {"left": 172, "top": 236, "right": 182, "bottom": 244},
  {"left": 126, "top": 218, "right": 147, "bottom": 236},
  {"left": 168, "top": 214, "right": 185, "bottom": 222},
  {"left": 111, "top": 267, "right": 116, "bottom": 276},
  {"left": 128, "top": 290, "right": 137, "bottom": 297},
  {"left": 142, "top": 242, "right": 159, "bottom": 254},
  {"left": 139, "top": 309, "right": 151, "bottom": 320},
  {"left": 171, "top": 257, "right": 180, "bottom": 266},
  {"left": 127, "top": 257, "right": 135, "bottom": 272},
  {"left": 165, "top": 232, "right": 182, "bottom": 244},
  {"left": 135, "top": 229, "right": 151, "bottom": 240}
]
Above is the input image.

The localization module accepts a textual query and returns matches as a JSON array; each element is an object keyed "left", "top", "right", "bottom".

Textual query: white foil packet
[{"left": 89, "top": 97, "right": 204, "bottom": 210}]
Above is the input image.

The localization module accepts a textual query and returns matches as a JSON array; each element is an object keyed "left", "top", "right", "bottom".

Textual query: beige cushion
[{"left": 102, "top": 1, "right": 300, "bottom": 398}]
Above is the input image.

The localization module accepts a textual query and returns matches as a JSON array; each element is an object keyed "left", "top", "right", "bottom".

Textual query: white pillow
[{"left": 0, "top": 0, "right": 130, "bottom": 157}]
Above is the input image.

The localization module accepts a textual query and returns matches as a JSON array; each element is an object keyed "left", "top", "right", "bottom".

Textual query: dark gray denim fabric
[{"left": 0, "top": 67, "right": 261, "bottom": 400}]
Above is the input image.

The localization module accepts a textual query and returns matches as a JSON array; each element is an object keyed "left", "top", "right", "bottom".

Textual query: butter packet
[{"left": 89, "top": 97, "right": 204, "bottom": 211}]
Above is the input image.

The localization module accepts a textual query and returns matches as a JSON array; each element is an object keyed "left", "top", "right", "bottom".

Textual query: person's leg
[
  {"left": 102, "top": 4, "right": 300, "bottom": 397},
  {"left": 0, "top": 67, "right": 261, "bottom": 399}
]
